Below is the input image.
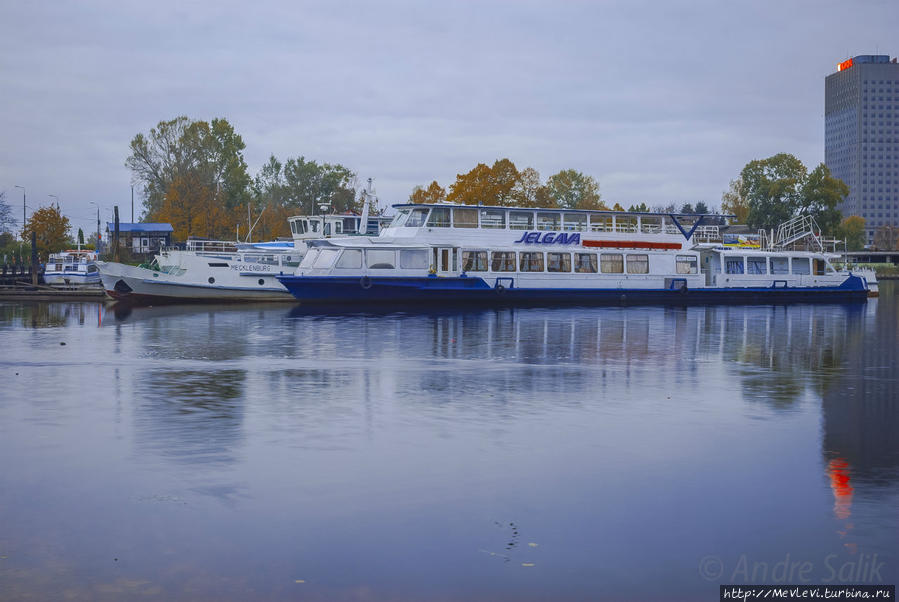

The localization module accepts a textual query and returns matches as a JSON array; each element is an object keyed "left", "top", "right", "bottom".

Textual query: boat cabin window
[
  {"left": 547, "top": 252, "right": 571, "bottom": 272},
  {"left": 426, "top": 207, "right": 451, "bottom": 227},
  {"left": 462, "top": 250, "right": 488, "bottom": 272},
  {"left": 792, "top": 258, "right": 810, "bottom": 275},
  {"left": 616, "top": 216, "right": 637, "bottom": 233},
  {"left": 676, "top": 255, "right": 699, "bottom": 274},
  {"left": 725, "top": 257, "right": 745, "bottom": 274},
  {"left": 771, "top": 256, "right": 789, "bottom": 274},
  {"left": 590, "top": 214, "right": 614, "bottom": 232},
  {"left": 453, "top": 208, "right": 478, "bottom": 228},
  {"left": 626, "top": 254, "right": 649, "bottom": 274},
  {"left": 536, "top": 212, "right": 561, "bottom": 231},
  {"left": 563, "top": 213, "right": 587, "bottom": 231},
  {"left": 405, "top": 208, "right": 429, "bottom": 228},
  {"left": 640, "top": 216, "right": 662, "bottom": 234},
  {"left": 299, "top": 249, "right": 320, "bottom": 268},
  {"left": 400, "top": 249, "right": 429, "bottom": 269},
  {"left": 336, "top": 249, "right": 363, "bottom": 269},
  {"left": 390, "top": 209, "right": 412, "bottom": 228},
  {"left": 324, "top": 223, "right": 332, "bottom": 236},
  {"left": 310, "top": 220, "right": 320, "bottom": 233},
  {"left": 574, "top": 253, "right": 598, "bottom": 273},
  {"left": 366, "top": 249, "right": 396, "bottom": 269},
  {"left": 600, "top": 253, "right": 624, "bottom": 274},
  {"left": 313, "top": 249, "right": 339, "bottom": 268},
  {"left": 814, "top": 259, "right": 827, "bottom": 276},
  {"left": 509, "top": 211, "right": 534, "bottom": 230},
  {"left": 747, "top": 257, "right": 767, "bottom": 275},
  {"left": 334, "top": 222, "right": 342, "bottom": 234},
  {"left": 490, "top": 251, "right": 516, "bottom": 272},
  {"left": 519, "top": 252, "right": 544, "bottom": 272},
  {"left": 480, "top": 209, "right": 506, "bottom": 229}
]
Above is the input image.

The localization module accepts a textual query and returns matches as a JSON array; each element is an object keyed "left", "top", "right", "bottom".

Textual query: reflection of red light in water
[{"left": 828, "top": 458, "right": 854, "bottom": 520}]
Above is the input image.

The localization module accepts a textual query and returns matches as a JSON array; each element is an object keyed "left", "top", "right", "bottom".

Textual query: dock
[{"left": 0, "top": 284, "right": 106, "bottom": 301}]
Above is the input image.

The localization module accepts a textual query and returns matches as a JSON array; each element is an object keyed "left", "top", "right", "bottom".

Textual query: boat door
[{"left": 432, "top": 247, "right": 458, "bottom": 274}]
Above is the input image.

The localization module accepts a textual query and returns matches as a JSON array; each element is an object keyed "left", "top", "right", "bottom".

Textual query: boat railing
[
  {"left": 773, "top": 215, "right": 824, "bottom": 252},
  {"left": 183, "top": 239, "right": 240, "bottom": 253}
]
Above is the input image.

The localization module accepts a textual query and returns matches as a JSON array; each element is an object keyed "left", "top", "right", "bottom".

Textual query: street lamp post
[
  {"left": 89, "top": 202, "right": 100, "bottom": 252},
  {"left": 14, "top": 185, "right": 25, "bottom": 235}
]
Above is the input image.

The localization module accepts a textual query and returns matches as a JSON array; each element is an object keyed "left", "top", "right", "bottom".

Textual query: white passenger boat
[
  {"left": 44, "top": 249, "right": 101, "bottom": 288},
  {"left": 276, "top": 204, "right": 874, "bottom": 305},
  {"left": 98, "top": 213, "right": 384, "bottom": 302}
]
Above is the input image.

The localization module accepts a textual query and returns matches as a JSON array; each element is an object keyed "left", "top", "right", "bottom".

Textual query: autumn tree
[
  {"left": 447, "top": 162, "right": 501, "bottom": 205},
  {"left": 512, "top": 167, "right": 550, "bottom": 207},
  {"left": 874, "top": 225, "right": 899, "bottom": 251},
  {"left": 611, "top": 202, "right": 625, "bottom": 211},
  {"left": 410, "top": 181, "right": 447, "bottom": 204},
  {"left": 721, "top": 177, "right": 749, "bottom": 224},
  {"left": 836, "top": 216, "right": 866, "bottom": 251},
  {"left": 126, "top": 116, "right": 252, "bottom": 239},
  {"left": 22, "top": 205, "right": 71, "bottom": 259}
]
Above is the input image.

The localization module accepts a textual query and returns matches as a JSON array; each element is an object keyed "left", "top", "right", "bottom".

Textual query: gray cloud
[{"left": 1, "top": 0, "right": 896, "bottom": 233}]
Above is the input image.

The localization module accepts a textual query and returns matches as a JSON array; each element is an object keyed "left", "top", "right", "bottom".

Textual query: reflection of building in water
[{"left": 821, "top": 292, "right": 899, "bottom": 486}]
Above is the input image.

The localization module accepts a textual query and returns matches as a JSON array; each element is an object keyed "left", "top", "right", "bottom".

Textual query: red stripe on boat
[{"left": 581, "top": 240, "right": 682, "bottom": 250}]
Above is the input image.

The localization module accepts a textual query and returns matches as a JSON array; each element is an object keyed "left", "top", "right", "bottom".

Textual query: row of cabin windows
[
  {"left": 302, "top": 248, "right": 699, "bottom": 274},
  {"left": 393, "top": 207, "right": 678, "bottom": 232},
  {"left": 721, "top": 256, "right": 827, "bottom": 276}
]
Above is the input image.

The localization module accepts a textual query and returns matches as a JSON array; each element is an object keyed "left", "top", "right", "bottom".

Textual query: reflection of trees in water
[
  {"left": 708, "top": 305, "right": 858, "bottom": 408},
  {"left": 0, "top": 301, "right": 100, "bottom": 329},
  {"left": 822, "top": 284, "right": 899, "bottom": 486},
  {"left": 133, "top": 369, "right": 246, "bottom": 467}
]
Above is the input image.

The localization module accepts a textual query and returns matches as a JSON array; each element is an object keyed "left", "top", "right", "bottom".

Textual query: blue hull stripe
[{"left": 275, "top": 275, "right": 868, "bottom": 305}]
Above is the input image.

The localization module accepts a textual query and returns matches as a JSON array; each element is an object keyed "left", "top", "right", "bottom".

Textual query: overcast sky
[{"left": 1, "top": 0, "right": 896, "bottom": 234}]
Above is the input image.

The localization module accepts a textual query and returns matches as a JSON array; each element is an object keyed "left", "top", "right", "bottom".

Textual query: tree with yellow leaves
[
  {"left": 410, "top": 181, "right": 447, "bottom": 204},
  {"left": 22, "top": 205, "right": 71, "bottom": 259}
]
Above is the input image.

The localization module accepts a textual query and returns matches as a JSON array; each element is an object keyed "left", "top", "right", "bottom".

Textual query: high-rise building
[{"left": 825, "top": 55, "right": 899, "bottom": 246}]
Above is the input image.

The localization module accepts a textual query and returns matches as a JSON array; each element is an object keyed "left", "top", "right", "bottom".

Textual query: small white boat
[
  {"left": 97, "top": 213, "right": 387, "bottom": 302},
  {"left": 44, "top": 249, "right": 101, "bottom": 288}
]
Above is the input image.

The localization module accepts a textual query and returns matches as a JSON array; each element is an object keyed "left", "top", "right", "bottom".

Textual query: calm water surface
[{"left": 1, "top": 285, "right": 897, "bottom": 601}]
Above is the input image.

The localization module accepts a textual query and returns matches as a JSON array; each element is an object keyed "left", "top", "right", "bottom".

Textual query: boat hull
[
  {"left": 276, "top": 274, "right": 869, "bottom": 306},
  {"left": 98, "top": 261, "right": 295, "bottom": 302}
]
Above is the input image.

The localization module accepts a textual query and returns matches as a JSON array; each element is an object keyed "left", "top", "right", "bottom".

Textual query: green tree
[
  {"left": 628, "top": 202, "right": 649, "bottom": 212},
  {"left": 694, "top": 201, "right": 710, "bottom": 214},
  {"left": 798, "top": 164, "right": 847, "bottom": 235},
  {"left": 410, "top": 180, "right": 447, "bottom": 204},
  {"left": 741, "top": 153, "right": 807, "bottom": 231},
  {"left": 680, "top": 203, "right": 694, "bottom": 214},
  {"left": 836, "top": 215, "right": 866, "bottom": 251},
  {"left": 22, "top": 205, "right": 71, "bottom": 259},
  {"left": 282, "top": 156, "right": 357, "bottom": 215},
  {"left": 545, "top": 169, "right": 605, "bottom": 210},
  {"left": 77, "top": 228, "right": 84, "bottom": 245},
  {"left": 721, "top": 177, "right": 750, "bottom": 224}
]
